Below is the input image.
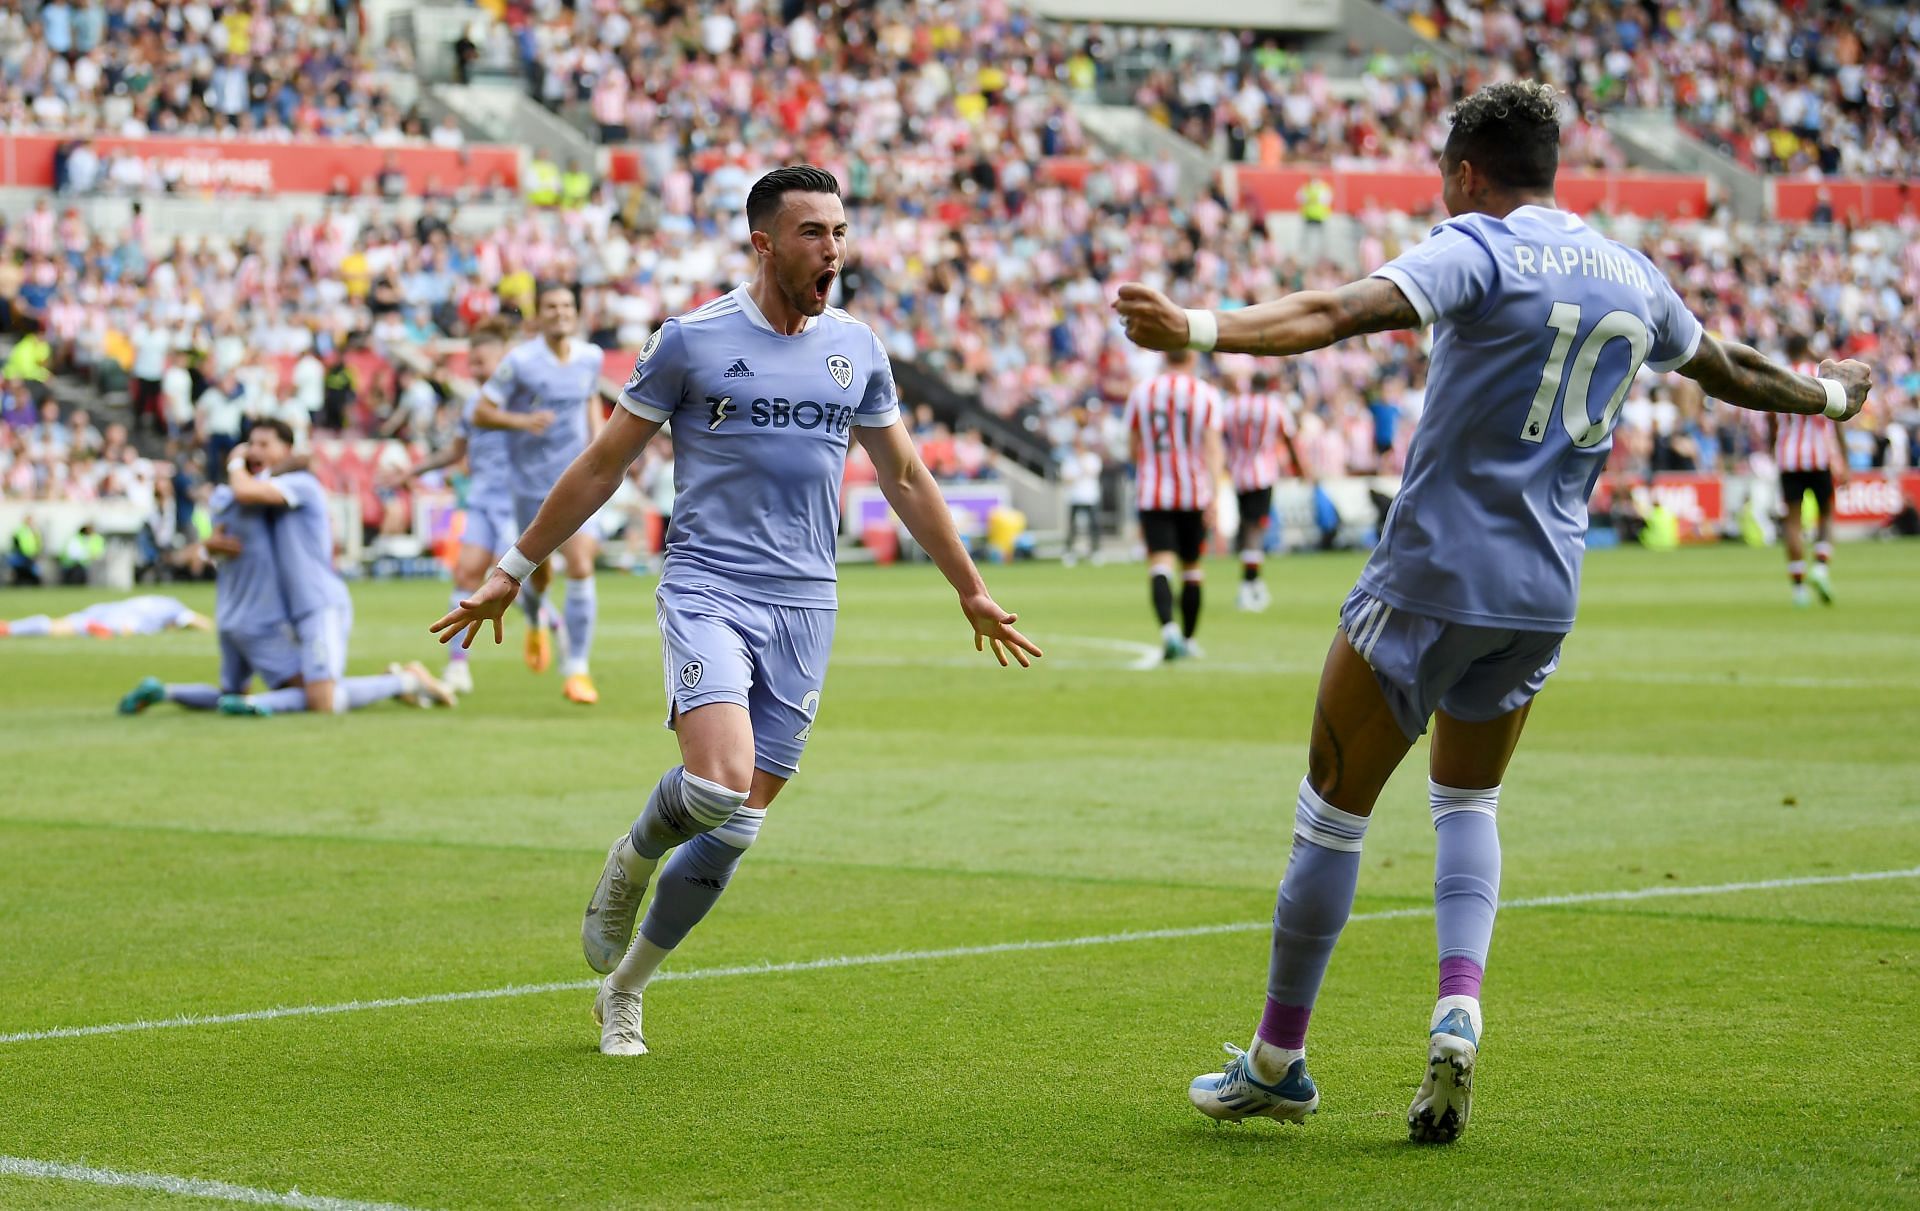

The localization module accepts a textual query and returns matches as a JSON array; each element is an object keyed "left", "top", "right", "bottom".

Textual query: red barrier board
[
  {"left": 1647, "top": 472, "right": 1725, "bottom": 540},
  {"left": 1770, "top": 179, "right": 1920, "bottom": 224},
  {"left": 1231, "top": 166, "right": 1711, "bottom": 220},
  {"left": 0, "top": 133, "right": 520, "bottom": 195},
  {"left": 1832, "top": 472, "right": 1920, "bottom": 524}
]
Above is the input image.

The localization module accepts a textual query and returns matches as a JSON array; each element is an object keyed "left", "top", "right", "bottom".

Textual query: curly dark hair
[
  {"left": 1444, "top": 80, "right": 1561, "bottom": 190},
  {"left": 745, "top": 164, "right": 841, "bottom": 233}
]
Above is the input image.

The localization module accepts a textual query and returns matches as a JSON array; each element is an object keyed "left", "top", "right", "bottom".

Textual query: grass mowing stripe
[
  {"left": 0, "top": 1155, "right": 429, "bottom": 1211},
  {"left": 6, "top": 865, "right": 1914, "bottom": 1049}
]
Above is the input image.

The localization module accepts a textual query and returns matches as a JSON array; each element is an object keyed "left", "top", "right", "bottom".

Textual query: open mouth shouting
[{"left": 811, "top": 267, "right": 837, "bottom": 309}]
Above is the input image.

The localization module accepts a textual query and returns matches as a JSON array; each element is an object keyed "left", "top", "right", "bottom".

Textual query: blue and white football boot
[
  {"left": 1409, "top": 995, "right": 1481, "bottom": 1143},
  {"left": 1188, "top": 1041, "right": 1320, "bottom": 1124}
]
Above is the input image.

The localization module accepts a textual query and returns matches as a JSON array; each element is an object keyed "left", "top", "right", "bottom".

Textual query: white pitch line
[
  {"left": 4, "top": 866, "right": 1914, "bottom": 1049},
  {"left": 0, "top": 1154, "right": 428, "bottom": 1211}
]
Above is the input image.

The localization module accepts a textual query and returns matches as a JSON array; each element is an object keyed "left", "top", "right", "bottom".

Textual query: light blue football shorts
[
  {"left": 1339, "top": 585, "right": 1563, "bottom": 741},
  {"left": 654, "top": 580, "right": 834, "bottom": 779}
]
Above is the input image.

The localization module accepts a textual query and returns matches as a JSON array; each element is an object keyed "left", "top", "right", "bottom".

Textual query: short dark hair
[
  {"left": 536, "top": 281, "right": 577, "bottom": 307},
  {"left": 252, "top": 418, "right": 296, "bottom": 447},
  {"left": 1784, "top": 332, "right": 1812, "bottom": 361},
  {"left": 745, "top": 165, "right": 841, "bottom": 233},
  {"left": 1443, "top": 81, "right": 1561, "bottom": 190},
  {"left": 470, "top": 316, "right": 516, "bottom": 346}
]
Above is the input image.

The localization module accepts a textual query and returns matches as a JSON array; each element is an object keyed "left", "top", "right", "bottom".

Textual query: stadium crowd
[{"left": 1387, "top": 0, "right": 1920, "bottom": 176}]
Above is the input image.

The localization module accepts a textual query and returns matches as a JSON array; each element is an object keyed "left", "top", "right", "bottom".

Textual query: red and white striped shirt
[
  {"left": 1125, "top": 372, "right": 1223, "bottom": 511},
  {"left": 1776, "top": 362, "right": 1837, "bottom": 472},
  {"left": 1224, "top": 392, "right": 1296, "bottom": 491}
]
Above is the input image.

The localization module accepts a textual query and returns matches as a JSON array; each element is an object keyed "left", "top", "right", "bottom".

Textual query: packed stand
[
  {"left": 487, "top": 0, "right": 1091, "bottom": 164},
  {"left": 1385, "top": 0, "right": 1920, "bottom": 176},
  {"left": 0, "top": 0, "right": 437, "bottom": 143}
]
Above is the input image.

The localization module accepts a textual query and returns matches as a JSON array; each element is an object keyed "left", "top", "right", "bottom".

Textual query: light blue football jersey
[
  {"left": 267, "top": 470, "right": 352, "bottom": 621},
  {"left": 481, "top": 337, "right": 603, "bottom": 499},
  {"left": 619, "top": 286, "right": 903, "bottom": 608},
  {"left": 210, "top": 485, "right": 289, "bottom": 634},
  {"left": 457, "top": 388, "right": 513, "bottom": 498},
  {"left": 1360, "top": 205, "right": 1703, "bottom": 630}
]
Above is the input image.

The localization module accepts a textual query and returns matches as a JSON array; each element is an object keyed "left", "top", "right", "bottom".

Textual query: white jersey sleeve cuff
[
  {"left": 1644, "top": 319, "right": 1704, "bottom": 374},
  {"left": 853, "top": 406, "right": 901, "bottom": 429},
  {"left": 618, "top": 393, "right": 673, "bottom": 423},
  {"left": 1370, "top": 268, "right": 1435, "bottom": 328}
]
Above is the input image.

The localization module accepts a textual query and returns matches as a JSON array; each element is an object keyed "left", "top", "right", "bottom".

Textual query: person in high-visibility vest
[
  {"left": 525, "top": 155, "right": 562, "bottom": 207},
  {"left": 8, "top": 515, "right": 42, "bottom": 585},
  {"left": 560, "top": 161, "right": 594, "bottom": 209},
  {"left": 1298, "top": 177, "right": 1333, "bottom": 256}
]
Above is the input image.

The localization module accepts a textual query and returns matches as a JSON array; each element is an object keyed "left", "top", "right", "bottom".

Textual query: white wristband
[
  {"left": 1183, "top": 309, "right": 1218, "bottom": 353},
  {"left": 1818, "top": 377, "right": 1848, "bottom": 420},
  {"left": 498, "top": 546, "right": 536, "bottom": 583}
]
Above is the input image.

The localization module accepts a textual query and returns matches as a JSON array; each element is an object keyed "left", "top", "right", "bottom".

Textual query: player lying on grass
[
  {"left": 434, "top": 165, "right": 1042, "bottom": 1057},
  {"left": 121, "top": 420, "right": 454, "bottom": 717},
  {"left": 2, "top": 594, "right": 208, "bottom": 638},
  {"left": 380, "top": 317, "right": 563, "bottom": 695},
  {"left": 1115, "top": 79, "right": 1871, "bottom": 1143}
]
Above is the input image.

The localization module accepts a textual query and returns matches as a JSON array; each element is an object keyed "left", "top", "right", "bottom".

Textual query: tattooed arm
[
  {"left": 1675, "top": 335, "right": 1870, "bottom": 420},
  {"left": 1113, "top": 279, "right": 1421, "bottom": 358}
]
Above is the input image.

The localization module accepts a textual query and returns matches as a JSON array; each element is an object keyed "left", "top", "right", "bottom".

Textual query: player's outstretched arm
[
  {"left": 1676, "top": 335, "right": 1871, "bottom": 420},
  {"left": 382, "top": 434, "right": 468, "bottom": 487},
  {"left": 855, "top": 421, "right": 1043, "bottom": 669},
  {"left": 1113, "top": 279, "right": 1419, "bottom": 357},
  {"left": 431, "top": 408, "right": 662, "bottom": 648}
]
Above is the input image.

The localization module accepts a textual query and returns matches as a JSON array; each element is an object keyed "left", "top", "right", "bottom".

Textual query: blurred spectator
[
  {"left": 8, "top": 512, "right": 42, "bottom": 584},
  {"left": 58, "top": 520, "right": 101, "bottom": 584}
]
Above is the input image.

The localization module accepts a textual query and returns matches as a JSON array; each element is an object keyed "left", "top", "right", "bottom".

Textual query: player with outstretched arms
[
  {"left": 434, "top": 165, "right": 1042, "bottom": 1057},
  {"left": 1114, "top": 80, "right": 1871, "bottom": 1143},
  {"left": 471, "top": 286, "right": 610, "bottom": 704}
]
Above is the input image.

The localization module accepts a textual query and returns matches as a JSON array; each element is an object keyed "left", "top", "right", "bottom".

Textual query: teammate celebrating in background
[
  {"left": 473, "top": 285, "right": 609, "bottom": 704},
  {"left": 224, "top": 420, "right": 454, "bottom": 715},
  {"left": 1770, "top": 333, "right": 1849, "bottom": 606},
  {"left": 433, "top": 165, "right": 1041, "bottom": 1058},
  {"left": 384, "top": 317, "right": 557, "bottom": 693},
  {"left": 1225, "top": 370, "right": 1306, "bottom": 612},
  {"left": 1115, "top": 80, "right": 1870, "bottom": 1143},
  {"left": 1124, "top": 346, "right": 1223, "bottom": 660}
]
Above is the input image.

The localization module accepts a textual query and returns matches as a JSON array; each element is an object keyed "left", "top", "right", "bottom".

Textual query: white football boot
[
  {"left": 581, "top": 835, "right": 657, "bottom": 974},
  {"left": 593, "top": 978, "right": 648, "bottom": 1056}
]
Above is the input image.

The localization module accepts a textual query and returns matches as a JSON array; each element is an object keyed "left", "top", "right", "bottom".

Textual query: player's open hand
[
  {"left": 431, "top": 568, "right": 520, "bottom": 649},
  {"left": 521, "top": 410, "right": 557, "bottom": 435},
  {"left": 1818, "top": 358, "right": 1872, "bottom": 421},
  {"left": 1113, "top": 283, "right": 1187, "bottom": 352},
  {"left": 960, "top": 592, "right": 1043, "bottom": 668}
]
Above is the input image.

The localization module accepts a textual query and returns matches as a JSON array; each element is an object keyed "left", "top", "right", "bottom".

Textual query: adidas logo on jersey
[{"left": 723, "top": 359, "right": 754, "bottom": 378}]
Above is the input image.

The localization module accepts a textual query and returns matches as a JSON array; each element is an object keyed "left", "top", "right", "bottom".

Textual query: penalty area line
[
  {"left": 2, "top": 865, "right": 1915, "bottom": 1048},
  {"left": 0, "top": 1154, "right": 430, "bottom": 1211}
]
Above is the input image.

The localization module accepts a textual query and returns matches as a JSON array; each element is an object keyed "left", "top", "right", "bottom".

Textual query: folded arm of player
[
  {"left": 1113, "top": 279, "right": 1420, "bottom": 357},
  {"left": 470, "top": 397, "right": 555, "bottom": 434},
  {"left": 224, "top": 460, "right": 290, "bottom": 507},
  {"left": 1675, "top": 336, "right": 1871, "bottom": 421},
  {"left": 430, "top": 408, "right": 662, "bottom": 648},
  {"left": 856, "top": 420, "right": 1043, "bottom": 669}
]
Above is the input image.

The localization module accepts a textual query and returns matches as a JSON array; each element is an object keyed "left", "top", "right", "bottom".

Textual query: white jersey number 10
[{"left": 1520, "top": 301, "right": 1652, "bottom": 448}]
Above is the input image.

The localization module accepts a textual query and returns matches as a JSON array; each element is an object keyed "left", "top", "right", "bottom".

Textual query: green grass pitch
[{"left": 1, "top": 544, "right": 1916, "bottom": 1208}]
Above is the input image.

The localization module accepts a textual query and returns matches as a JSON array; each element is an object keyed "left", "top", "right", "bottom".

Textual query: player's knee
[
  {"left": 678, "top": 768, "right": 750, "bottom": 831},
  {"left": 308, "top": 682, "right": 342, "bottom": 714}
]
